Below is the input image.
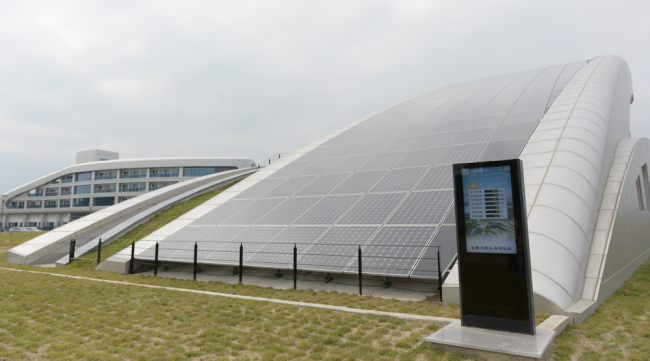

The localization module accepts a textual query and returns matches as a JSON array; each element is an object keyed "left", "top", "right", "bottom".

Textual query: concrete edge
[{"left": 0, "top": 267, "right": 457, "bottom": 326}]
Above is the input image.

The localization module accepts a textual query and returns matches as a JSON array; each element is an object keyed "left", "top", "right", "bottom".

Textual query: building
[
  {"left": 93, "top": 55, "right": 650, "bottom": 320},
  {"left": 0, "top": 150, "right": 256, "bottom": 229}
]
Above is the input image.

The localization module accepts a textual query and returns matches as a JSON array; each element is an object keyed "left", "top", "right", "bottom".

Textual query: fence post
[
  {"left": 193, "top": 242, "right": 198, "bottom": 281},
  {"left": 437, "top": 248, "right": 443, "bottom": 304},
  {"left": 358, "top": 245, "right": 363, "bottom": 295},
  {"left": 68, "top": 239, "right": 74, "bottom": 264},
  {"left": 293, "top": 244, "right": 297, "bottom": 290},
  {"left": 154, "top": 242, "right": 159, "bottom": 276},
  {"left": 96, "top": 238, "right": 102, "bottom": 265},
  {"left": 129, "top": 241, "right": 135, "bottom": 274},
  {"left": 239, "top": 243, "right": 243, "bottom": 283}
]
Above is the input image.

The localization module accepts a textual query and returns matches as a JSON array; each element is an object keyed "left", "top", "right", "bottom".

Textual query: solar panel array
[{"left": 138, "top": 60, "right": 587, "bottom": 278}]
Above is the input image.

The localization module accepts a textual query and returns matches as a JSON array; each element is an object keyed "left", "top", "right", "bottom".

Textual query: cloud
[{"left": 0, "top": 0, "right": 649, "bottom": 191}]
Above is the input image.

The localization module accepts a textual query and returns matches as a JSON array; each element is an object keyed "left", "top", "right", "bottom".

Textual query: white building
[
  {"left": 0, "top": 150, "right": 255, "bottom": 229},
  {"left": 110, "top": 55, "right": 650, "bottom": 321}
]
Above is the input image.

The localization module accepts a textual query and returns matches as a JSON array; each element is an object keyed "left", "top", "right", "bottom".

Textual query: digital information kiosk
[{"left": 452, "top": 158, "right": 535, "bottom": 335}]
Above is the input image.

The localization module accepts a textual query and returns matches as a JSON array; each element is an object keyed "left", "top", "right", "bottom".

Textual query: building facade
[{"left": 0, "top": 150, "right": 255, "bottom": 229}]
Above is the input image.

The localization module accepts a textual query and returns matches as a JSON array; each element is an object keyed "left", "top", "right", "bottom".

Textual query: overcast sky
[{"left": 1, "top": 1, "right": 649, "bottom": 192}]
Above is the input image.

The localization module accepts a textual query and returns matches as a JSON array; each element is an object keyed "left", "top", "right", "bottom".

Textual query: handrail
[{"left": 257, "top": 153, "right": 285, "bottom": 168}]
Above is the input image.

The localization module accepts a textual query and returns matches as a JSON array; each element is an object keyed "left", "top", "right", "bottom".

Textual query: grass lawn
[
  {"left": 0, "top": 186, "right": 474, "bottom": 360},
  {"left": 3, "top": 184, "right": 649, "bottom": 360}
]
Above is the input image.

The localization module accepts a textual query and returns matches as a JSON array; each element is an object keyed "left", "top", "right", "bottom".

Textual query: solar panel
[
  {"left": 397, "top": 147, "right": 446, "bottom": 168},
  {"left": 323, "top": 154, "right": 374, "bottom": 174},
  {"left": 261, "top": 176, "right": 317, "bottom": 198},
  {"left": 299, "top": 226, "right": 379, "bottom": 272},
  {"left": 293, "top": 195, "right": 361, "bottom": 225},
  {"left": 337, "top": 192, "right": 407, "bottom": 225},
  {"left": 143, "top": 59, "right": 588, "bottom": 279},
  {"left": 191, "top": 200, "right": 255, "bottom": 226},
  {"left": 268, "top": 160, "right": 315, "bottom": 178},
  {"left": 234, "top": 178, "right": 287, "bottom": 199},
  {"left": 414, "top": 165, "right": 453, "bottom": 190},
  {"left": 370, "top": 167, "right": 429, "bottom": 193},
  {"left": 330, "top": 170, "right": 388, "bottom": 194},
  {"left": 221, "top": 198, "right": 287, "bottom": 225},
  {"left": 411, "top": 225, "right": 458, "bottom": 278},
  {"left": 294, "top": 173, "right": 351, "bottom": 196},
  {"left": 358, "top": 151, "right": 409, "bottom": 171},
  {"left": 435, "top": 142, "right": 488, "bottom": 164},
  {"left": 245, "top": 226, "right": 329, "bottom": 268},
  {"left": 255, "top": 197, "right": 322, "bottom": 225},
  {"left": 386, "top": 191, "right": 454, "bottom": 225},
  {"left": 351, "top": 226, "right": 437, "bottom": 276}
]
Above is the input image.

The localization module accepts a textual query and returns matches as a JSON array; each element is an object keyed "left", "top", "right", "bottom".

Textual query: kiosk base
[{"left": 426, "top": 321, "right": 555, "bottom": 361}]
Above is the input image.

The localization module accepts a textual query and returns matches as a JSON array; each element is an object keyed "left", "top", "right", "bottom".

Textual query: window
[
  {"left": 60, "top": 200, "right": 71, "bottom": 208},
  {"left": 150, "top": 168, "right": 179, "bottom": 178},
  {"left": 8, "top": 201, "right": 24, "bottom": 209},
  {"left": 119, "top": 183, "right": 146, "bottom": 192},
  {"left": 93, "top": 197, "right": 115, "bottom": 207},
  {"left": 44, "top": 200, "right": 58, "bottom": 208},
  {"left": 149, "top": 182, "right": 176, "bottom": 191},
  {"left": 74, "top": 185, "right": 91, "bottom": 194},
  {"left": 75, "top": 172, "right": 92, "bottom": 182},
  {"left": 120, "top": 169, "right": 147, "bottom": 179},
  {"left": 636, "top": 176, "right": 645, "bottom": 211},
  {"left": 70, "top": 213, "right": 89, "bottom": 221},
  {"left": 27, "top": 201, "right": 42, "bottom": 209},
  {"left": 643, "top": 164, "right": 650, "bottom": 211},
  {"left": 95, "top": 170, "right": 117, "bottom": 180},
  {"left": 60, "top": 187, "right": 72, "bottom": 195},
  {"left": 27, "top": 189, "right": 43, "bottom": 197},
  {"left": 45, "top": 188, "right": 59, "bottom": 196},
  {"left": 118, "top": 196, "right": 133, "bottom": 203},
  {"left": 61, "top": 175, "right": 73, "bottom": 183},
  {"left": 94, "top": 184, "right": 116, "bottom": 193},
  {"left": 183, "top": 167, "right": 216, "bottom": 177},
  {"left": 50, "top": 178, "right": 61, "bottom": 184},
  {"left": 73, "top": 198, "right": 90, "bottom": 207}
]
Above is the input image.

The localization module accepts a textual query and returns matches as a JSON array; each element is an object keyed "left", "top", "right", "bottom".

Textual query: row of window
[
  {"left": 50, "top": 167, "right": 218, "bottom": 184},
  {"left": 24, "top": 182, "right": 179, "bottom": 197},
  {"left": 7, "top": 197, "right": 130, "bottom": 209}
]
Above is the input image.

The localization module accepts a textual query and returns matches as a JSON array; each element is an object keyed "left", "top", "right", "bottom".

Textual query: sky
[{"left": 1, "top": 0, "right": 649, "bottom": 192}]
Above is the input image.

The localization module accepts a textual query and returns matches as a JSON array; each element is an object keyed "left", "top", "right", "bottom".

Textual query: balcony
[
  {"left": 94, "top": 189, "right": 116, "bottom": 193},
  {"left": 119, "top": 188, "right": 145, "bottom": 193},
  {"left": 95, "top": 175, "right": 117, "bottom": 180}
]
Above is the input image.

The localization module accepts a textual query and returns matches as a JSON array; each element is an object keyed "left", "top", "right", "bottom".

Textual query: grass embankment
[{"left": 548, "top": 258, "right": 650, "bottom": 361}]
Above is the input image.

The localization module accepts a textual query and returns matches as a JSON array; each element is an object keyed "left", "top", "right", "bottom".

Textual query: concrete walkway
[{"left": 0, "top": 267, "right": 457, "bottom": 325}]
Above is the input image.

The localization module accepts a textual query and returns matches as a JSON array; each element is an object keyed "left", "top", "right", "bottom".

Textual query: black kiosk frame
[{"left": 452, "top": 158, "right": 535, "bottom": 335}]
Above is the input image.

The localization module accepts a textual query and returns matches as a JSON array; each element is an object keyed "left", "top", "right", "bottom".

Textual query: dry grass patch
[{"left": 0, "top": 269, "right": 476, "bottom": 360}]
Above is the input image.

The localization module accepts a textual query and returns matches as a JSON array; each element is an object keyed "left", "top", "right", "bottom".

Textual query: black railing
[
  {"left": 257, "top": 153, "right": 285, "bottom": 168},
  {"left": 125, "top": 240, "right": 446, "bottom": 300}
]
